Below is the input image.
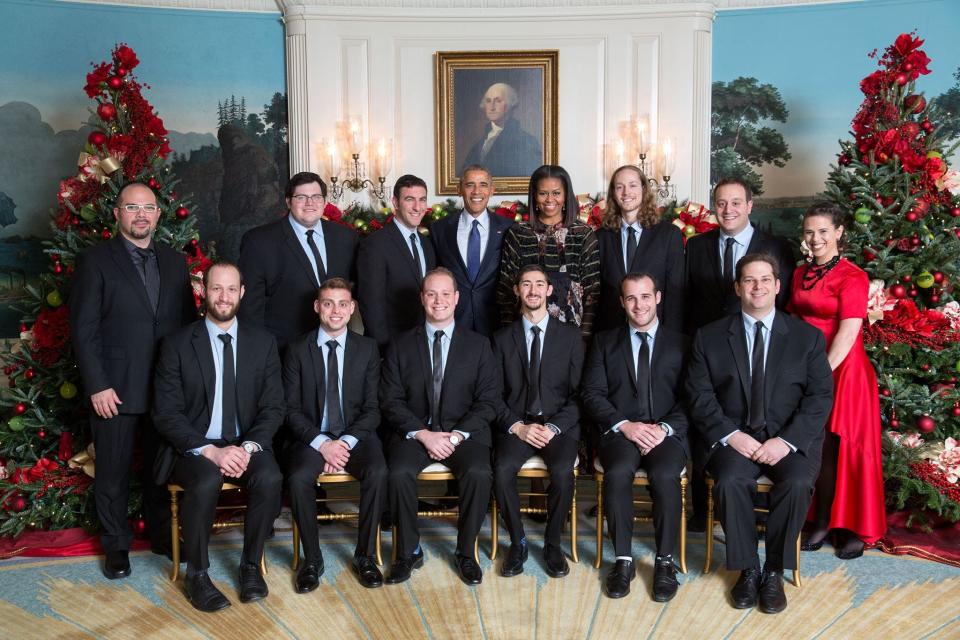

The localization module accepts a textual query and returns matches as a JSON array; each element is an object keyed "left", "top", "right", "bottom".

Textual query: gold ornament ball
[
  {"left": 46, "top": 290, "right": 63, "bottom": 307},
  {"left": 431, "top": 204, "right": 444, "bottom": 215},
  {"left": 353, "top": 219, "right": 365, "bottom": 229},
  {"left": 854, "top": 208, "right": 872, "bottom": 224},
  {"left": 514, "top": 213, "right": 523, "bottom": 223},
  {"left": 59, "top": 381, "right": 78, "bottom": 400},
  {"left": 7, "top": 417, "right": 24, "bottom": 432},
  {"left": 683, "top": 224, "right": 696, "bottom": 237},
  {"left": 916, "top": 271, "right": 935, "bottom": 289}
]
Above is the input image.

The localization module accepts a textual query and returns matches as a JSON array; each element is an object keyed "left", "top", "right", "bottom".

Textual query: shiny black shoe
[
  {"left": 456, "top": 554, "right": 483, "bottom": 585},
  {"left": 353, "top": 555, "right": 384, "bottom": 588},
  {"left": 731, "top": 567, "right": 761, "bottom": 609},
  {"left": 758, "top": 570, "right": 787, "bottom": 613},
  {"left": 185, "top": 571, "right": 231, "bottom": 613},
  {"left": 239, "top": 562, "right": 268, "bottom": 603},
  {"left": 500, "top": 542, "right": 528, "bottom": 577},
  {"left": 543, "top": 543, "right": 569, "bottom": 578},
  {"left": 103, "top": 550, "right": 131, "bottom": 580},
  {"left": 386, "top": 549, "right": 424, "bottom": 585},
  {"left": 295, "top": 559, "right": 324, "bottom": 594},
  {"left": 652, "top": 556, "right": 679, "bottom": 602},
  {"left": 800, "top": 538, "right": 824, "bottom": 552},
  {"left": 604, "top": 559, "right": 635, "bottom": 599}
]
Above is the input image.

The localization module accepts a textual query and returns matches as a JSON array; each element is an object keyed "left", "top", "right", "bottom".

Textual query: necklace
[{"left": 800, "top": 255, "right": 841, "bottom": 290}]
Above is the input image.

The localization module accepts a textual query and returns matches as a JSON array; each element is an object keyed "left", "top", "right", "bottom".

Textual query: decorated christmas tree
[
  {"left": 0, "top": 45, "right": 208, "bottom": 537},
  {"left": 824, "top": 33, "right": 960, "bottom": 522}
]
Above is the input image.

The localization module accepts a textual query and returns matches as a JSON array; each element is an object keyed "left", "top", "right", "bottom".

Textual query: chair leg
[
  {"left": 375, "top": 524, "right": 383, "bottom": 567},
  {"left": 570, "top": 474, "right": 578, "bottom": 563},
  {"left": 391, "top": 526, "right": 398, "bottom": 564},
  {"left": 291, "top": 521, "right": 300, "bottom": 571},
  {"left": 170, "top": 489, "right": 180, "bottom": 581},
  {"left": 679, "top": 478, "right": 688, "bottom": 574},
  {"left": 474, "top": 536, "right": 479, "bottom": 564},
  {"left": 594, "top": 474, "right": 603, "bottom": 569},
  {"left": 794, "top": 534, "right": 802, "bottom": 587},
  {"left": 261, "top": 552, "right": 268, "bottom": 575},
  {"left": 490, "top": 498, "right": 499, "bottom": 561},
  {"left": 704, "top": 478, "right": 715, "bottom": 574}
]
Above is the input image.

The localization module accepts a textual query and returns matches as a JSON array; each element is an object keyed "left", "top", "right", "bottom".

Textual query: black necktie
[
  {"left": 218, "top": 333, "right": 237, "bottom": 441},
  {"left": 410, "top": 232, "right": 423, "bottom": 283},
  {"left": 626, "top": 226, "right": 638, "bottom": 272},
  {"left": 526, "top": 325, "right": 543, "bottom": 416},
  {"left": 431, "top": 330, "right": 444, "bottom": 430},
  {"left": 636, "top": 331, "right": 653, "bottom": 422},
  {"left": 325, "top": 340, "right": 344, "bottom": 436},
  {"left": 305, "top": 229, "right": 328, "bottom": 284},
  {"left": 749, "top": 321, "right": 766, "bottom": 431},
  {"left": 134, "top": 247, "right": 160, "bottom": 312},
  {"left": 723, "top": 237, "right": 736, "bottom": 287}
]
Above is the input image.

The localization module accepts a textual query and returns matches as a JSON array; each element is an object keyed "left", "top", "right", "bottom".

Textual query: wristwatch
[
  {"left": 242, "top": 442, "right": 257, "bottom": 454},
  {"left": 449, "top": 435, "right": 461, "bottom": 446}
]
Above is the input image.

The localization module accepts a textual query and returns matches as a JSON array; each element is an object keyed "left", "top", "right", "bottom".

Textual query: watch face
[{"left": 243, "top": 443, "right": 255, "bottom": 453}]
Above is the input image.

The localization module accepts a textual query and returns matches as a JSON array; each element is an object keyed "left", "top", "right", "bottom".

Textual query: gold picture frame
[{"left": 435, "top": 50, "right": 559, "bottom": 195}]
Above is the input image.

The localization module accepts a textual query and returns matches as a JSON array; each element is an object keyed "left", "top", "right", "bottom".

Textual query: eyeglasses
[
  {"left": 290, "top": 194, "right": 325, "bottom": 203},
  {"left": 121, "top": 204, "right": 159, "bottom": 213}
]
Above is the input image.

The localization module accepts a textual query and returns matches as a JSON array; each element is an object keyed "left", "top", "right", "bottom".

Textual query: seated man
[
  {"left": 582, "top": 273, "right": 689, "bottom": 601},
  {"left": 380, "top": 267, "right": 498, "bottom": 586},
  {"left": 153, "top": 261, "right": 284, "bottom": 612},
  {"left": 281, "top": 278, "right": 386, "bottom": 592},
  {"left": 492, "top": 264, "right": 583, "bottom": 578},
  {"left": 685, "top": 253, "right": 833, "bottom": 614}
]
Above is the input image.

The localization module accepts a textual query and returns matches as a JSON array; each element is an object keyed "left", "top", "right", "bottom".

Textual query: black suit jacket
[
  {"left": 379, "top": 325, "right": 498, "bottom": 448},
  {"left": 684, "top": 312, "right": 833, "bottom": 457},
  {"left": 596, "top": 222, "right": 685, "bottom": 331},
  {"left": 462, "top": 117, "right": 541, "bottom": 177},
  {"left": 491, "top": 316, "right": 584, "bottom": 438},
  {"left": 70, "top": 236, "right": 195, "bottom": 414},
  {"left": 357, "top": 222, "right": 436, "bottom": 350},
  {"left": 684, "top": 226, "right": 795, "bottom": 333},
  {"left": 430, "top": 211, "right": 513, "bottom": 337},
  {"left": 238, "top": 216, "right": 357, "bottom": 348},
  {"left": 153, "top": 319, "right": 285, "bottom": 462},
  {"left": 281, "top": 329, "right": 380, "bottom": 449},
  {"left": 582, "top": 325, "right": 690, "bottom": 446}
]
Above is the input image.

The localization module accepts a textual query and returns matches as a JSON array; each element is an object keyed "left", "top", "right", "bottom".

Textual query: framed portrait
[{"left": 434, "top": 50, "right": 558, "bottom": 195}]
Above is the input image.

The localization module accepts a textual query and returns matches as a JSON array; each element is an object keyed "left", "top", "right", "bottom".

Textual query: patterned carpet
[{"left": 2, "top": 501, "right": 959, "bottom": 639}]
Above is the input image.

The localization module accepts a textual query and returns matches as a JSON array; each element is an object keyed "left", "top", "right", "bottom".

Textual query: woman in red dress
[{"left": 788, "top": 203, "right": 886, "bottom": 559}]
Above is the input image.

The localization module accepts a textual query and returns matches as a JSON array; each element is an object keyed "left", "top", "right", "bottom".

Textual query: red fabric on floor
[
  {"left": 876, "top": 510, "right": 960, "bottom": 568},
  {"left": 0, "top": 528, "right": 150, "bottom": 559}
]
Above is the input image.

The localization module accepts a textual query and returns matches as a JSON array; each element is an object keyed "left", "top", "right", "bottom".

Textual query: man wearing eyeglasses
[
  {"left": 238, "top": 172, "right": 358, "bottom": 350},
  {"left": 71, "top": 182, "right": 197, "bottom": 580}
]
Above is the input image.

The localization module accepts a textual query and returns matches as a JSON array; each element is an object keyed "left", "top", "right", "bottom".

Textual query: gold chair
[
  {"left": 593, "top": 459, "right": 688, "bottom": 573},
  {"left": 490, "top": 455, "right": 579, "bottom": 563},
  {"left": 703, "top": 474, "right": 802, "bottom": 586},
  {"left": 290, "top": 471, "right": 383, "bottom": 570},
  {"left": 168, "top": 482, "right": 267, "bottom": 581},
  {"left": 390, "top": 462, "right": 480, "bottom": 563}
]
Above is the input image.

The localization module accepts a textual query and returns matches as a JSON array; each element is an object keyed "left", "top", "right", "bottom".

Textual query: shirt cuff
[
  {"left": 546, "top": 423, "right": 561, "bottom": 435},
  {"left": 453, "top": 430, "right": 470, "bottom": 441},
  {"left": 508, "top": 421, "right": 522, "bottom": 435},
  {"left": 610, "top": 420, "right": 628, "bottom": 434},
  {"left": 188, "top": 445, "right": 210, "bottom": 456},
  {"left": 406, "top": 430, "right": 422, "bottom": 440},
  {"left": 778, "top": 437, "right": 797, "bottom": 452},
  {"left": 340, "top": 434, "right": 359, "bottom": 450},
  {"left": 310, "top": 434, "right": 331, "bottom": 450},
  {"left": 719, "top": 430, "right": 740, "bottom": 447},
  {"left": 242, "top": 440, "right": 263, "bottom": 452},
  {"left": 658, "top": 422, "right": 674, "bottom": 437}
]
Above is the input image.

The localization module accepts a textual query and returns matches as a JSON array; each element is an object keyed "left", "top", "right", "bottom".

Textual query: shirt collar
[
  {"left": 317, "top": 328, "right": 347, "bottom": 349},
  {"left": 205, "top": 317, "right": 238, "bottom": 341},
  {"left": 461, "top": 209, "right": 489, "bottom": 229},
  {"left": 120, "top": 234, "right": 156, "bottom": 254},
  {"left": 393, "top": 217, "right": 419, "bottom": 238},
  {"left": 621, "top": 220, "right": 642, "bottom": 233},
  {"left": 521, "top": 314, "right": 550, "bottom": 336},
  {"left": 741, "top": 308, "right": 776, "bottom": 334},
  {"left": 720, "top": 222, "right": 754, "bottom": 246},
  {"left": 425, "top": 321, "right": 454, "bottom": 339},
  {"left": 288, "top": 212, "right": 321, "bottom": 235},
  {"left": 628, "top": 318, "right": 659, "bottom": 341}
]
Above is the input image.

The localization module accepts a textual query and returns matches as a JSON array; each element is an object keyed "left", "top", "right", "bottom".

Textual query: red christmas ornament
[
  {"left": 889, "top": 419, "right": 900, "bottom": 429},
  {"left": 24, "top": 368, "right": 34, "bottom": 380},
  {"left": 101, "top": 229, "right": 111, "bottom": 240},
  {"left": 951, "top": 207, "right": 960, "bottom": 218},
  {"left": 902, "top": 274, "right": 912, "bottom": 282},
  {"left": 11, "top": 497, "right": 26, "bottom": 512},
  {"left": 147, "top": 178, "right": 160, "bottom": 189},
  {"left": 904, "top": 94, "right": 927, "bottom": 113},
  {"left": 38, "top": 430, "right": 45, "bottom": 439},
  {"left": 920, "top": 364, "right": 931, "bottom": 372},
  {"left": 53, "top": 263, "right": 63, "bottom": 275},
  {"left": 133, "top": 518, "right": 147, "bottom": 536},
  {"left": 952, "top": 405, "right": 960, "bottom": 417},
  {"left": 930, "top": 294, "right": 940, "bottom": 304},
  {"left": 895, "top": 73, "right": 908, "bottom": 85},
  {"left": 921, "top": 120, "right": 933, "bottom": 133},
  {"left": 908, "top": 288, "right": 919, "bottom": 298},
  {"left": 933, "top": 271, "right": 945, "bottom": 283},
  {"left": 890, "top": 284, "right": 907, "bottom": 298},
  {"left": 175, "top": 207, "right": 189, "bottom": 219},
  {"left": 14, "top": 402, "right": 26, "bottom": 415},
  {"left": 87, "top": 131, "right": 107, "bottom": 147},
  {"left": 881, "top": 388, "right": 891, "bottom": 397},
  {"left": 107, "top": 76, "right": 123, "bottom": 90},
  {"left": 917, "top": 415, "right": 936, "bottom": 433},
  {"left": 190, "top": 239, "right": 198, "bottom": 247},
  {"left": 2, "top": 365, "right": 11, "bottom": 375},
  {"left": 71, "top": 216, "right": 81, "bottom": 226},
  {"left": 905, "top": 211, "right": 918, "bottom": 222},
  {"left": 96, "top": 103, "right": 117, "bottom": 121},
  {"left": 910, "top": 236, "right": 921, "bottom": 247},
  {"left": 838, "top": 154, "right": 851, "bottom": 166}
]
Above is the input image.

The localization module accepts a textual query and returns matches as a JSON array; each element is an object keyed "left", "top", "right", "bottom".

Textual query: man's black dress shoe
[
  {"left": 185, "top": 571, "right": 231, "bottom": 612},
  {"left": 758, "top": 570, "right": 787, "bottom": 613},
  {"left": 604, "top": 559, "right": 635, "bottom": 599},
  {"left": 500, "top": 542, "right": 528, "bottom": 577},
  {"left": 386, "top": 549, "right": 424, "bottom": 584},
  {"left": 103, "top": 550, "right": 131, "bottom": 580},
  {"left": 731, "top": 567, "right": 761, "bottom": 609},
  {"left": 456, "top": 554, "right": 483, "bottom": 585},
  {"left": 295, "top": 559, "right": 324, "bottom": 594},
  {"left": 353, "top": 555, "right": 384, "bottom": 588},
  {"left": 543, "top": 543, "right": 569, "bottom": 578},
  {"left": 239, "top": 562, "right": 269, "bottom": 602},
  {"left": 652, "top": 556, "right": 679, "bottom": 602}
]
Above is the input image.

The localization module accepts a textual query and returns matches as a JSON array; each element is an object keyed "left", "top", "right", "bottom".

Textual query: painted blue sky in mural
[{"left": 714, "top": 0, "right": 960, "bottom": 198}]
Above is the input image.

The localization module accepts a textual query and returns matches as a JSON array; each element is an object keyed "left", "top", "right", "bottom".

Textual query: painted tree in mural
[
  {"left": 824, "top": 33, "right": 960, "bottom": 522},
  {"left": 0, "top": 44, "right": 208, "bottom": 536}
]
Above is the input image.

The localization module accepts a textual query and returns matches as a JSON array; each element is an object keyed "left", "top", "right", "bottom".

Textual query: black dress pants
[
  {"left": 91, "top": 413, "right": 169, "bottom": 553},
  {"left": 169, "top": 451, "right": 282, "bottom": 572},
  {"left": 493, "top": 432, "right": 578, "bottom": 547},
  {"left": 598, "top": 432, "right": 686, "bottom": 558},
  {"left": 284, "top": 438, "right": 387, "bottom": 561},
  {"left": 387, "top": 438, "right": 492, "bottom": 558}
]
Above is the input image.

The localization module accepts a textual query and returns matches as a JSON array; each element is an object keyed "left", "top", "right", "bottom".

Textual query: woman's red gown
[{"left": 788, "top": 258, "right": 887, "bottom": 544}]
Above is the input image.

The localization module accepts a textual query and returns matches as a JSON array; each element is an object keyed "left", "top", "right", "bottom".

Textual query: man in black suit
[
  {"left": 685, "top": 253, "right": 833, "bottom": 614},
  {"left": 461, "top": 83, "right": 541, "bottom": 178},
  {"left": 492, "top": 264, "right": 583, "bottom": 578},
  {"left": 70, "top": 182, "right": 196, "bottom": 580},
  {"left": 582, "top": 273, "right": 689, "bottom": 601},
  {"left": 153, "top": 262, "right": 285, "bottom": 612},
  {"left": 430, "top": 165, "right": 513, "bottom": 337},
  {"left": 357, "top": 174, "right": 437, "bottom": 351},
  {"left": 281, "top": 277, "right": 387, "bottom": 592},
  {"left": 380, "top": 267, "right": 498, "bottom": 586},
  {"left": 684, "top": 177, "right": 795, "bottom": 529},
  {"left": 239, "top": 172, "right": 357, "bottom": 349}
]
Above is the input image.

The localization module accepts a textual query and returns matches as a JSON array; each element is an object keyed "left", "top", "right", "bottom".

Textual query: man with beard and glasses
[{"left": 153, "top": 262, "right": 285, "bottom": 612}]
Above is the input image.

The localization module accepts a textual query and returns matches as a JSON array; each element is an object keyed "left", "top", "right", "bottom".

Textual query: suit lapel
[
  {"left": 631, "top": 224, "right": 657, "bottom": 273},
  {"left": 235, "top": 324, "right": 254, "bottom": 431},
  {"left": 477, "top": 215, "right": 508, "bottom": 281},
  {"left": 155, "top": 246, "right": 176, "bottom": 313},
  {"left": 308, "top": 331, "right": 325, "bottom": 419},
  {"left": 445, "top": 215, "right": 470, "bottom": 278},
  {"left": 726, "top": 315, "right": 752, "bottom": 410},
  {"left": 764, "top": 312, "right": 790, "bottom": 410},
  {"left": 342, "top": 332, "right": 362, "bottom": 423},
  {"left": 606, "top": 230, "right": 627, "bottom": 279},
  {"left": 414, "top": 326, "right": 434, "bottom": 411},
  {"left": 281, "top": 216, "right": 320, "bottom": 288},
  {"left": 513, "top": 320, "right": 529, "bottom": 371},
  {"left": 190, "top": 323, "right": 216, "bottom": 420},
  {"left": 107, "top": 237, "right": 155, "bottom": 316},
  {"left": 618, "top": 326, "right": 638, "bottom": 391}
]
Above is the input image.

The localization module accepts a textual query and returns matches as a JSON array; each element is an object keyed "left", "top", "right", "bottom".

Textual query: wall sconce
[
  {"left": 320, "top": 119, "right": 390, "bottom": 202},
  {"left": 611, "top": 117, "right": 677, "bottom": 203}
]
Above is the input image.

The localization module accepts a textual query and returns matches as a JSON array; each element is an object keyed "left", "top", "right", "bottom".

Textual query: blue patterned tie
[{"left": 467, "top": 219, "right": 481, "bottom": 282}]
